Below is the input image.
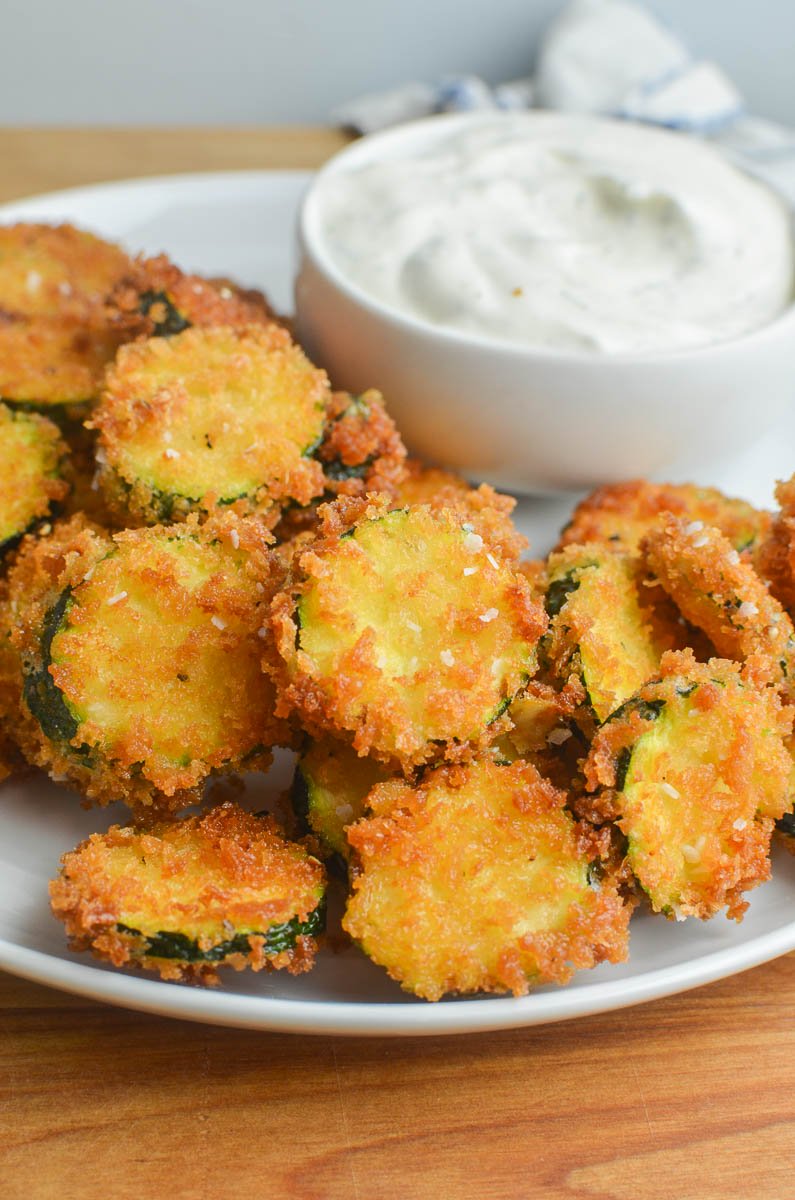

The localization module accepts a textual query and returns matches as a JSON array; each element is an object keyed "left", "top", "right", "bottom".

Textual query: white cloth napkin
[{"left": 332, "top": 0, "right": 795, "bottom": 204}]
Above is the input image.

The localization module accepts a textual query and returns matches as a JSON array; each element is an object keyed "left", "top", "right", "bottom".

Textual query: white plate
[{"left": 2, "top": 170, "right": 795, "bottom": 1037}]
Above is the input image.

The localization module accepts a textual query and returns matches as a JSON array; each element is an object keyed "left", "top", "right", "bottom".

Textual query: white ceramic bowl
[{"left": 295, "top": 114, "right": 795, "bottom": 495}]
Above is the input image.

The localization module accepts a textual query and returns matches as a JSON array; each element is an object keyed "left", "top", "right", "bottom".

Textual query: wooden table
[{"left": 1, "top": 129, "right": 794, "bottom": 1200}]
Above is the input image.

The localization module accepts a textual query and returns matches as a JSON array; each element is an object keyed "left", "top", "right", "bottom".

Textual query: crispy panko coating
[
  {"left": 343, "top": 757, "right": 631, "bottom": 1000},
  {"left": 755, "top": 474, "right": 795, "bottom": 614},
  {"left": 107, "top": 254, "right": 279, "bottom": 339},
  {"left": 0, "top": 403, "right": 70, "bottom": 554},
  {"left": 585, "top": 650, "right": 793, "bottom": 921},
  {"left": 395, "top": 460, "right": 473, "bottom": 505},
  {"left": 273, "top": 389, "right": 409, "bottom": 541},
  {"left": 292, "top": 736, "right": 395, "bottom": 863},
  {"left": 557, "top": 480, "right": 770, "bottom": 555},
  {"left": 91, "top": 324, "right": 331, "bottom": 526},
  {"left": 0, "top": 582, "right": 22, "bottom": 782},
  {"left": 0, "top": 223, "right": 131, "bottom": 321},
  {"left": 0, "top": 314, "right": 124, "bottom": 408},
  {"left": 544, "top": 542, "right": 678, "bottom": 727},
  {"left": 499, "top": 678, "right": 589, "bottom": 794},
  {"left": 396, "top": 460, "right": 527, "bottom": 565},
  {"left": 6, "top": 511, "right": 286, "bottom": 812},
  {"left": 50, "top": 802, "right": 326, "bottom": 984},
  {"left": 206, "top": 276, "right": 282, "bottom": 324},
  {"left": 0, "top": 224, "right": 131, "bottom": 408},
  {"left": 268, "top": 495, "right": 546, "bottom": 768},
  {"left": 316, "top": 390, "right": 407, "bottom": 499},
  {"left": 642, "top": 516, "right": 795, "bottom": 697}
]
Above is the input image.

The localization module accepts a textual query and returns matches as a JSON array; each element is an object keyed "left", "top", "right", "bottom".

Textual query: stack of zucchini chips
[{"left": 1, "top": 223, "right": 794, "bottom": 1000}]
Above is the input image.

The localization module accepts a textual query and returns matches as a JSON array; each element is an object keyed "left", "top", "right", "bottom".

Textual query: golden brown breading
[
  {"left": 754, "top": 474, "right": 795, "bottom": 614},
  {"left": 544, "top": 542, "right": 679, "bottom": 728},
  {"left": 0, "top": 223, "right": 131, "bottom": 408},
  {"left": 316, "top": 390, "right": 407, "bottom": 499},
  {"left": 642, "top": 516, "right": 795, "bottom": 697},
  {"left": 394, "top": 460, "right": 473, "bottom": 506},
  {"left": 50, "top": 802, "right": 326, "bottom": 984},
  {"left": 106, "top": 254, "right": 279, "bottom": 339},
  {"left": 5, "top": 511, "right": 287, "bottom": 812},
  {"left": 396, "top": 460, "right": 527, "bottom": 564},
  {"left": 557, "top": 480, "right": 770, "bottom": 555},
  {"left": 90, "top": 324, "right": 331, "bottom": 526},
  {"left": 0, "top": 403, "right": 70, "bottom": 553},
  {"left": 268, "top": 495, "right": 546, "bottom": 769},
  {"left": 0, "top": 314, "right": 124, "bottom": 408},
  {"left": 0, "top": 223, "right": 131, "bottom": 321},
  {"left": 343, "top": 757, "right": 631, "bottom": 1000},
  {"left": 585, "top": 650, "right": 792, "bottom": 921}
]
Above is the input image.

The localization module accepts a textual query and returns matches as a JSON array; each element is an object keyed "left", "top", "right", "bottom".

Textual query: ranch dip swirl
[{"left": 315, "top": 113, "right": 794, "bottom": 354}]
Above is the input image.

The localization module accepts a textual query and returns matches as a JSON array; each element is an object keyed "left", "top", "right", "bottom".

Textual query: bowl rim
[{"left": 299, "top": 110, "right": 795, "bottom": 366}]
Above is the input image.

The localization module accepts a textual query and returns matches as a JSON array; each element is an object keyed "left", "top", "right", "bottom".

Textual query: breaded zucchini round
[
  {"left": 0, "top": 403, "right": 70, "bottom": 555},
  {"left": 395, "top": 462, "right": 527, "bottom": 565},
  {"left": 544, "top": 544, "right": 675, "bottom": 726},
  {"left": 316, "top": 390, "right": 407, "bottom": 498},
  {"left": 585, "top": 651, "right": 792, "bottom": 920},
  {"left": 0, "top": 590, "right": 20, "bottom": 782},
  {"left": 394, "top": 460, "right": 473, "bottom": 506},
  {"left": 49, "top": 802, "right": 326, "bottom": 983},
  {"left": 0, "top": 223, "right": 130, "bottom": 321},
  {"left": 107, "top": 254, "right": 278, "bottom": 339},
  {"left": 642, "top": 516, "right": 795, "bottom": 696},
  {"left": 8, "top": 512, "right": 283, "bottom": 810},
  {"left": 0, "top": 224, "right": 130, "bottom": 410},
  {"left": 91, "top": 325, "right": 330, "bottom": 524},
  {"left": 557, "top": 480, "right": 770, "bottom": 555},
  {"left": 343, "top": 757, "right": 631, "bottom": 1000},
  {"left": 0, "top": 315, "right": 123, "bottom": 409},
  {"left": 292, "top": 738, "right": 393, "bottom": 864},
  {"left": 755, "top": 474, "right": 795, "bottom": 614},
  {"left": 270, "top": 496, "right": 547, "bottom": 767}
]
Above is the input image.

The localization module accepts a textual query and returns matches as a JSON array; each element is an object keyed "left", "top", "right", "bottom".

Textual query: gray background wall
[{"left": 2, "top": 0, "right": 793, "bottom": 125}]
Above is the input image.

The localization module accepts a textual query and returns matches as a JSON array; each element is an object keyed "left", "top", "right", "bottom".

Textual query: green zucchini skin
[
  {"left": 116, "top": 900, "right": 326, "bottom": 964},
  {"left": 544, "top": 571, "right": 580, "bottom": 618},
  {"left": 320, "top": 396, "right": 374, "bottom": 483},
  {"left": 137, "top": 290, "right": 191, "bottom": 337},
  {"left": 776, "top": 812, "right": 795, "bottom": 839},
  {"left": 22, "top": 588, "right": 83, "bottom": 748}
]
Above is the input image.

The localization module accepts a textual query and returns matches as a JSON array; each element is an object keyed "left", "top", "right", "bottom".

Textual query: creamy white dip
[{"left": 315, "top": 114, "right": 794, "bottom": 354}]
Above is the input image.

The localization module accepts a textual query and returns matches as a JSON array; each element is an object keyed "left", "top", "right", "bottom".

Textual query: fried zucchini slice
[
  {"left": 271, "top": 496, "right": 546, "bottom": 767},
  {"left": 0, "top": 224, "right": 130, "bottom": 410},
  {"left": 395, "top": 460, "right": 473, "bottom": 506},
  {"left": 395, "top": 462, "right": 527, "bottom": 565},
  {"left": 557, "top": 480, "right": 770, "bottom": 555},
  {"left": 316, "top": 390, "right": 407, "bottom": 498},
  {"left": 755, "top": 474, "right": 795, "bottom": 614},
  {"left": 91, "top": 324, "right": 330, "bottom": 524},
  {"left": 7, "top": 512, "right": 282, "bottom": 810},
  {"left": 0, "top": 588, "right": 20, "bottom": 782},
  {"left": 500, "top": 680, "right": 589, "bottom": 794},
  {"left": 643, "top": 517, "right": 795, "bottom": 697},
  {"left": 107, "top": 254, "right": 278, "bottom": 339},
  {"left": 0, "top": 224, "right": 130, "bottom": 321},
  {"left": 292, "top": 738, "right": 393, "bottom": 863},
  {"left": 544, "top": 544, "right": 674, "bottom": 725},
  {"left": 585, "top": 651, "right": 792, "bottom": 920},
  {"left": 343, "top": 757, "right": 631, "bottom": 1000},
  {"left": 0, "top": 313, "right": 124, "bottom": 409},
  {"left": 0, "top": 403, "right": 70, "bottom": 556},
  {"left": 49, "top": 802, "right": 326, "bottom": 983}
]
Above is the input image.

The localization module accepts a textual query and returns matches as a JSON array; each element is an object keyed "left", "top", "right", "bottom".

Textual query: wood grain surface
[{"left": 1, "top": 129, "right": 795, "bottom": 1200}]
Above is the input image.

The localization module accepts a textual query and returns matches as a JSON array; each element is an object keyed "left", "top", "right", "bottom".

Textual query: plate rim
[{"left": 1, "top": 168, "right": 794, "bottom": 1036}]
